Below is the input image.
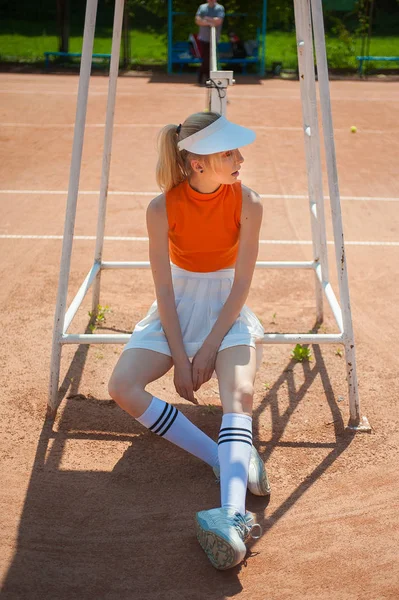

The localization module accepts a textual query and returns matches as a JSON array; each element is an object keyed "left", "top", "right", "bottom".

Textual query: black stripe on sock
[
  {"left": 149, "top": 402, "right": 169, "bottom": 431},
  {"left": 218, "top": 438, "right": 253, "bottom": 447},
  {"left": 219, "top": 426, "right": 252, "bottom": 435},
  {"left": 152, "top": 403, "right": 174, "bottom": 435},
  {"left": 158, "top": 406, "right": 178, "bottom": 437},
  {"left": 218, "top": 431, "right": 252, "bottom": 442}
]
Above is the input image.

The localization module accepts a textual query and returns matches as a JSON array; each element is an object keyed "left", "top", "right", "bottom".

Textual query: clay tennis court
[{"left": 1, "top": 72, "right": 399, "bottom": 599}]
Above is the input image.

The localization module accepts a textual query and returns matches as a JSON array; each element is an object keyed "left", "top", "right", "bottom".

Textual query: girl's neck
[{"left": 188, "top": 174, "right": 221, "bottom": 195}]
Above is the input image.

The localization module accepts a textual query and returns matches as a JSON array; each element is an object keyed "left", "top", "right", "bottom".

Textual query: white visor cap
[{"left": 177, "top": 115, "right": 256, "bottom": 155}]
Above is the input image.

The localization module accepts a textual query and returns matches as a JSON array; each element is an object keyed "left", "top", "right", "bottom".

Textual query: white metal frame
[
  {"left": 206, "top": 25, "right": 234, "bottom": 115},
  {"left": 48, "top": 0, "right": 371, "bottom": 431}
]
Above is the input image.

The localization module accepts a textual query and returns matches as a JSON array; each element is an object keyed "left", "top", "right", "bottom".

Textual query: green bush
[
  {"left": 325, "top": 16, "right": 356, "bottom": 69},
  {"left": 325, "top": 36, "right": 357, "bottom": 69}
]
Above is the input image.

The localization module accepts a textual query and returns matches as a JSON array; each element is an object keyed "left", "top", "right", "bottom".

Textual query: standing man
[{"left": 195, "top": 0, "right": 225, "bottom": 85}]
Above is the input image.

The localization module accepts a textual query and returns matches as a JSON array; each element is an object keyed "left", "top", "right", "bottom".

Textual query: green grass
[
  {"left": 130, "top": 30, "right": 166, "bottom": 63},
  {"left": 0, "top": 20, "right": 398, "bottom": 70},
  {"left": 0, "top": 26, "right": 166, "bottom": 64},
  {"left": 264, "top": 32, "right": 298, "bottom": 69},
  {"left": 265, "top": 31, "right": 399, "bottom": 70}
]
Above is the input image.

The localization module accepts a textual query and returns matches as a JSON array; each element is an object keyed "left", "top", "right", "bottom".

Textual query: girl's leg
[
  {"left": 108, "top": 348, "right": 218, "bottom": 467},
  {"left": 109, "top": 348, "right": 172, "bottom": 417},
  {"left": 215, "top": 345, "right": 257, "bottom": 516},
  {"left": 195, "top": 346, "right": 259, "bottom": 571}
]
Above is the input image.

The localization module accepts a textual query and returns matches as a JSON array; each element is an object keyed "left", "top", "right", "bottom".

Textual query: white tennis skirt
[{"left": 123, "top": 265, "right": 264, "bottom": 366}]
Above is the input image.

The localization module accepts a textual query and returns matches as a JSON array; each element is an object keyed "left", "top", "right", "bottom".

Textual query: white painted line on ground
[
  {"left": 0, "top": 234, "right": 398, "bottom": 247},
  {"left": 0, "top": 90, "right": 204, "bottom": 98},
  {"left": 0, "top": 90, "right": 78, "bottom": 96},
  {"left": 1, "top": 190, "right": 398, "bottom": 202},
  {"left": 260, "top": 194, "right": 399, "bottom": 202},
  {"left": 252, "top": 126, "right": 398, "bottom": 134},
  {"left": 0, "top": 123, "right": 163, "bottom": 128},
  {"left": 234, "top": 93, "right": 399, "bottom": 103},
  {"left": 1, "top": 88, "right": 398, "bottom": 102},
  {"left": 0, "top": 189, "right": 155, "bottom": 196},
  {"left": 1, "top": 122, "right": 398, "bottom": 135}
]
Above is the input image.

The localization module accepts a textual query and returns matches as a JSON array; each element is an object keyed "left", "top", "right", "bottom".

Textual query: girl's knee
[{"left": 108, "top": 372, "right": 143, "bottom": 409}]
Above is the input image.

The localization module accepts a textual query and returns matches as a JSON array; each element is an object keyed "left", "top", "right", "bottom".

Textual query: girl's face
[{"left": 209, "top": 149, "right": 244, "bottom": 184}]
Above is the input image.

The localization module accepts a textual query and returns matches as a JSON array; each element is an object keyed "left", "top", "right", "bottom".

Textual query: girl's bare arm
[
  {"left": 195, "top": 16, "right": 223, "bottom": 27},
  {"left": 146, "top": 195, "right": 196, "bottom": 403},
  {"left": 206, "top": 185, "right": 262, "bottom": 347},
  {"left": 192, "top": 186, "right": 263, "bottom": 390}
]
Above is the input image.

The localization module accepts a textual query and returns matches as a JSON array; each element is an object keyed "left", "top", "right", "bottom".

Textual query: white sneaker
[
  {"left": 213, "top": 446, "right": 271, "bottom": 496},
  {"left": 195, "top": 507, "right": 262, "bottom": 570}
]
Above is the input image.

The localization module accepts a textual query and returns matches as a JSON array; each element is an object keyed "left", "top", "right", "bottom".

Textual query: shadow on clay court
[
  {"left": 1, "top": 331, "right": 355, "bottom": 599},
  {"left": 247, "top": 340, "right": 355, "bottom": 552}
]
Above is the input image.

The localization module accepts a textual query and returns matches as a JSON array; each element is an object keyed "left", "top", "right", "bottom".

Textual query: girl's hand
[
  {"left": 192, "top": 342, "right": 218, "bottom": 392},
  {"left": 174, "top": 359, "right": 197, "bottom": 404}
]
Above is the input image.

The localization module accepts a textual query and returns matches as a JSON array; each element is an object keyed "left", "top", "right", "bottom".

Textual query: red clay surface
[{"left": 1, "top": 72, "right": 399, "bottom": 599}]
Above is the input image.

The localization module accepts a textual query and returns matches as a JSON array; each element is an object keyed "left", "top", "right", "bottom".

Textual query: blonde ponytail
[
  {"left": 156, "top": 124, "right": 186, "bottom": 193},
  {"left": 156, "top": 112, "right": 221, "bottom": 193}
]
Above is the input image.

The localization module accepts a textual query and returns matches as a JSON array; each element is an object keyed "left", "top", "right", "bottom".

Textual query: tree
[{"left": 57, "top": 0, "right": 70, "bottom": 53}]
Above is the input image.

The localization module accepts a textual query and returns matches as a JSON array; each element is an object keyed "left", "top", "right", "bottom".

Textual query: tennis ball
[{"left": 350, "top": 125, "right": 357, "bottom": 133}]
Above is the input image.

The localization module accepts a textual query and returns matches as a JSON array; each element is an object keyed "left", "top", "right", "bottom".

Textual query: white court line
[
  {"left": 2, "top": 122, "right": 398, "bottom": 134},
  {"left": 260, "top": 194, "right": 399, "bottom": 202},
  {"left": 0, "top": 234, "right": 398, "bottom": 247},
  {"left": 232, "top": 93, "right": 399, "bottom": 103},
  {"left": 1, "top": 88, "right": 399, "bottom": 102},
  {"left": 1, "top": 190, "right": 398, "bottom": 202},
  {"left": 0, "top": 123, "right": 162, "bottom": 128}
]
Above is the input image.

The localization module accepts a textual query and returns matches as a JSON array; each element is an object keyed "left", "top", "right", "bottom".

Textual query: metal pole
[
  {"left": 91, "top": 0, "right": 125, "bottom": 316},
  {"left": 311, "top": 0, "right": 370, "bottom": 431},
  {"left": 167, "top": 0, "right": 173, "bottom": 74},
  {"left": 293, "top": 0, "right": 329, "bottom": 324},
  {"left": 48, "top": 0, "right": 98, "bottom": 415},
  {"left": 100, "top": 260, "right": 316, "bottom": 270},
  {"left": 260, "top": 0, "right": 267, "bottom": 76},
  {"left": 122, "top": 3, "right": 130, "bottom": 69},
  {"left": 208, "top": 69, "right": 233, "bottom": 116},
  {"left": 61, "top": 331, "right": 344, "bottom": 345},
  {"left": 65, "top": 263, "right": 101, "bottom": 333},
  {"left": 364, "top": 0, "right": 375, "bottom": 75},
  {"left": 210, "top": 25, "right": 217, "bottom": 73},
  {"left": 359, "top": 0, "right": 368, "bottom": 60},
  {"left": 208, "top": 25, "right": 233, "bottom": 116}
]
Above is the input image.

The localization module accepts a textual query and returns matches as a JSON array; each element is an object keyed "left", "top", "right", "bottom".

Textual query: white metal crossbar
[{"left": 48, "top": 0, "right": 371, "bottom": 432}]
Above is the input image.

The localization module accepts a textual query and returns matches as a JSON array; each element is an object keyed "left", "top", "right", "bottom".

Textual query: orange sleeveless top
[{"left": 166, "top": 180, "right": 242, "bottom": 272}]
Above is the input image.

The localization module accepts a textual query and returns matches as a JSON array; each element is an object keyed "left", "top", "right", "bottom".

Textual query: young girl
[{"left": 108, "top": 111, "right": 270, "bottom": 570}]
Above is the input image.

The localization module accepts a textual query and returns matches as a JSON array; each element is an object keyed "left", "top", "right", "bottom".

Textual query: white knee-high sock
[
  {"left": 218, "top": 413, "right": 253, "bottom": 516},
  {"left": 137, "top": 396, "right": 219, "bottom": 468}
]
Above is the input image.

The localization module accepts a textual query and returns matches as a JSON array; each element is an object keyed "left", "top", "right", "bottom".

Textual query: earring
[{"left": 199, "top": 169, "right": 204, "bottom": 173}]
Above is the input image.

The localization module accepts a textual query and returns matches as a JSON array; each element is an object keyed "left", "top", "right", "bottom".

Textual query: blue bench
[
  {"left": 218, "top": 42, "right": 260, "bottom": 74},
  {"left": 356, "top": 55, "right": 399, "bottom": 75},
  {"left": 44, "top": 51, "right": 112, "bottom": 69},
  {"left": 171, "top": 42, "right": 202, "bottom": 72},
  {"left": 171, "top": 41, "right": 259, "bottom": 74}
]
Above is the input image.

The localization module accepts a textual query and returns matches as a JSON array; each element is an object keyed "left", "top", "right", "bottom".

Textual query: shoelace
[{"left": 234, "top": 512, "right": 262, "bottom": 541}]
